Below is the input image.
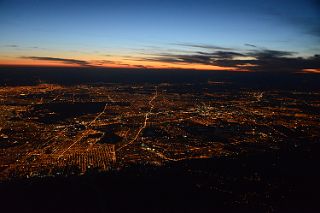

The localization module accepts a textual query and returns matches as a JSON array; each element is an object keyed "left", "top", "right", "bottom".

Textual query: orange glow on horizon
[
  {"left": 0, "top": 57, "right": 242, "bottom": 71},
  {"left": 0, "top": 59, "right": 83, "bottom": 67},
  {"left": 303, "top": 69, "right": 320, "bottom": 74}
]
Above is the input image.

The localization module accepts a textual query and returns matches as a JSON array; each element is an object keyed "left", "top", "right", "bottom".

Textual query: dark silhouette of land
[{"left": 1, "top": 66, "right": 320, "bottom": 90}]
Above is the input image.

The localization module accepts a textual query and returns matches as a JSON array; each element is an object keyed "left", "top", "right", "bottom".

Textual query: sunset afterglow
[{"left": 0, "top": 0, "right": 319, "bottom": 72}]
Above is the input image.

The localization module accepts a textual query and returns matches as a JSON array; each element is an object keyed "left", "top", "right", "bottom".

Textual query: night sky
[{"left": 0, "top": 0, "right": 319, "bottom": 72}]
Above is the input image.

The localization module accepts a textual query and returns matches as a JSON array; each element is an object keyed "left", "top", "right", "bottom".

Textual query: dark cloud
[
  {"left": 249, "top": 49, "right": 295, "bottom": 58},
  {"left": 244, "top": 43, "right": 257, "bottom": 48},
  {"left": 92, "top": 59, "right": 147, "bottom": 68},
  {"left": 219, "top": 50, "right": 320, "bottom": 72},
  {"left": 134, "top": 64, "right": 148, "bottom": 69},
  {"left": 194, "top": 51, "right": 245, "bottom": 59},
  {"left": 248, "top": 53, "right": 320, "bottom": 72},
  {"left": 93, "top": 59, "right": 131, "bottom": 66},
  {"left": 172, "top": 43, "right": 233, "bottom": 51},
  {"left": 93, "top": 59, "right": 118, "bottom": 65},
  {"left": 145, "top": 51, "right": 245, "bottom": 65},
  {"left": 21, "top": 56, "right": 91, "bottom": 67},
  {"left": 3, "top": 44, "right": 19, "bottom": 48},
  {"left": 143, "top": 48, "right": 320, "bottom": 72}
]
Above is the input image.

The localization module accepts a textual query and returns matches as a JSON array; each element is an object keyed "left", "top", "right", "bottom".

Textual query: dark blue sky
[{"left": 0, "top": 0, "right": 319, "bottom": 71}]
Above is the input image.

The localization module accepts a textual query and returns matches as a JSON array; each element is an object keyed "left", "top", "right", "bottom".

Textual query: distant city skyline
[{"left": 0, "top": 0, "right": 319, "bottom": 72}]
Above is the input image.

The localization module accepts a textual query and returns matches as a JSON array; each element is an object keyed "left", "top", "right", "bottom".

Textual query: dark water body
[
  {"left": 0, "top": 66, "right": 320, "bottom": 91},
  {"left": 29, "top": 102, "right": 128, "bottom": 123},
  {"left": 142, "top": 127, "right": 169, "bottom": 138},
  {"left": 97, "top": 132, "right": 122, "bottom": 144},
  {"left": 31, "top": 102, "right": 104, "bottom": 124}
]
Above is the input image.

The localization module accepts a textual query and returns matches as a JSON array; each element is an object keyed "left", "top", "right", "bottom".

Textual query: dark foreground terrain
[{"left": 1, "top": 141, "right": 320, "bottom": 213}]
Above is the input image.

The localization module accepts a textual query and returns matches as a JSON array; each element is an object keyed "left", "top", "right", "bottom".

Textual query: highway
[
  {"left": 57, "top": 102, "right": 108, "bottom": 158},
  {"left": 117, "top": 86, "right": 158, "bottom": 151}
]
